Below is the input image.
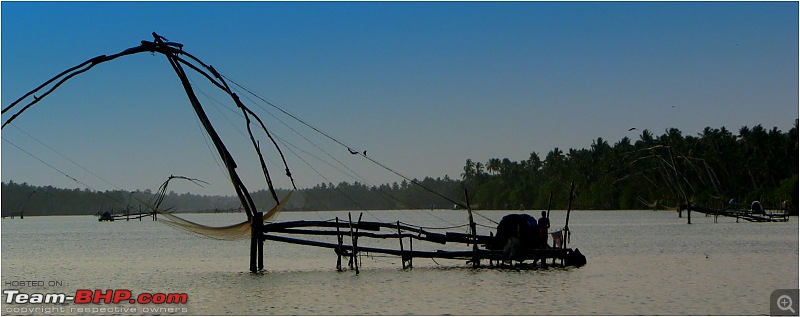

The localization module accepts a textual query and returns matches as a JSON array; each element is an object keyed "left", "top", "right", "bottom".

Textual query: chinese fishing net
[{"left": 155, "top": 191, "right": 293, "bottom": 240}]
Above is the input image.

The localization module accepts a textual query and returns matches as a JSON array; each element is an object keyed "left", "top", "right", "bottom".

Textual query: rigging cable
[
  {"left": 225, "top": 76, "right": 481, "bottom": 225},
  {"left": 230, "top": 83, "right": 461, "bottom": 226},
  {"left": 2, "top": 136, "right": 145, "bottom": 211},
  {"left": 7, "top": 124, "right": 122, "bottom": 191}
]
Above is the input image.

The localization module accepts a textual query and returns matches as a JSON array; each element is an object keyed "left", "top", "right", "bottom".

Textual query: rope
[
  {"left": 2, "top": 136, "right": 143, "bottom": 211},
  {"left": 8, "top": 124, "right": 121, "bottom": 191},
  {"left": 398, "top": 221, "right": 468, "bottom": 230}
]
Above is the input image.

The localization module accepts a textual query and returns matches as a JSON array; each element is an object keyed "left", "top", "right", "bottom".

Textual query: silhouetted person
[{"left": 538, "top": 211, "right": 550, "bottom": 247}]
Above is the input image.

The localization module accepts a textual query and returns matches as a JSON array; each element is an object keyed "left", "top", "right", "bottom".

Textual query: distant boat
[{"left": 98, "top": 211, "right": 114, "bottom": 222}]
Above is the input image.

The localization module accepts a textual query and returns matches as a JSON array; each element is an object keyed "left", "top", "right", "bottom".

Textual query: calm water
[{"left": 1, "top": 210, "right": 797, "bottom": 315}]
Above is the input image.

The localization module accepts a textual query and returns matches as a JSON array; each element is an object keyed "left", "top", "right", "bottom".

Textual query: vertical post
[
  {"left": 465, "top": 188, "right": 479, "bottom": 268},
  {"left": 336, "top": 217, "right": 343, "bottom": 272},
  {"left": 397, "top": 221, "right": 406, "bottom": 269},
  {"left": 408, "top": 236, "right": 413, "bottom": 269},
  {"left": 348, "top": 212, "right": 354, "bottom": 270},
  {"left": 250, "top": 212, "right": 263, "bottom": 273},
  {"left": 489, "top": 231, "right": 494, "bottom": 267},
  {"left": 257, "top": 212, "right": 264, "bottom": 271},
  {"left": 546, "top": 191, "right": 553, "bottom": 219},
  {"left": 250, "top": 214, "right": 258, "bottom": 273},
  {"left": 687, "top": 199, "right": 692, "bottom": 224},
  {"left": 139, "top": 205, "right": 142, "bottom": 221},
  {"left": 348, "top": 212, "right": 362, "bottom": 274},
  {"left": 354, "top": 213, "right": 362, "bottom": 274},
  {"left": 564, "top": 182, "right": 575, "bottom": 250}
]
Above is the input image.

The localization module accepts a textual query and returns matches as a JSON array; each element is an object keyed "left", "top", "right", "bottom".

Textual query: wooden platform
[
  {"left": 690, "top": 205, "right": 789, "bottom": 222},
  {"left": 252, "top": 214, "right": 584, "bottom": 273}
]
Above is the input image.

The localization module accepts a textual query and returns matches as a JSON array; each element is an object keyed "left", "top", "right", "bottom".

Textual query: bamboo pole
[
  {"left": 336, "top": 217, "right": 342, "bottom": 272},
  {"left": 564, "top": 182, "right": 575, "bottom": 266},
  {"left": 256, "top": 212, "right": 264, "bottom": 271},
  {"left": 354, "top": 213, "right": 363, "bottom": 274},
  {"left": 408, "top": 236, "right": 413, "bottom": 269},
  {"left": 465, "top": 188, "right": 479, "bottom": 268},
  {"left": 565, "top": 182, "right": 575, "bottom": 233},
  {"left": 261, "top": 233, "right": 569, "bottom": 261},
  {"left": 546, "top": 191, "right": 553, "bottom": 219},
  {"left": 348, "top": 212, "right": 354, "bottom": 270},
  {"left": 250, "top": 212, "right": 260, "bottom": 273},
  {"left": 397, "top": 221, "right": 406, "bottom": 269},
  {"left": 687, "top": 199, "right": 692, "bottom": 224}
]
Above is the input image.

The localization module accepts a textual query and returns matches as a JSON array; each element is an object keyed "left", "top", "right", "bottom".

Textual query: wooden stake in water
[
  {"left": 336, "top": 217, "right": 343, "bottom": 272},
  {"left": 408, "top": 235, "right": 413, "bottom": 269},
  {"left": 397, "top": 221, "right": 406, "bottom": 269},
  {"left": 354, "top": 213, "right": 363, "bottom": 274},
  {"left": 256, "top": 212, "right": 264, "bottom": 271},
  {"left": 465, "top": 188, "right": 479, "bottom": 268},
  {"left": 564, "top": 182, "right": 575, "bottom": 251},
  {"left": 348, "top": 212, "right": 354, "bottom": 270},
  {"left": 250, "top": 212, "right": 262, "bottom": 273}
]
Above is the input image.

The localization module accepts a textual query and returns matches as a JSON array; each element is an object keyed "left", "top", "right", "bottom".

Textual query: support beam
[{"left": 250, "top": 212, "right": 261, "bottom": 273}]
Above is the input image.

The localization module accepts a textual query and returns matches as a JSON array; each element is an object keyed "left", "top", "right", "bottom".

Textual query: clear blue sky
[{"left": 2, "top": 1, "right": 798, "bottom": 197}]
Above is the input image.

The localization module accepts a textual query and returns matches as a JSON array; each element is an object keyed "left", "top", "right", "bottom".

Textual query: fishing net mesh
[{"left": 155, "top": 191, "right": 293, "bottom": 240}]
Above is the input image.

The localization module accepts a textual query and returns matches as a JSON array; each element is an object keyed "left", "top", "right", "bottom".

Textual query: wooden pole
[
  {"left": 348, "top": 212, "right": 355, "bottom": 270},
  {"left": 257, "top": 212, "right": 264, "bottom": 271},
  {"left": 408, "top": 236, "right": 413, "bottom": 269},
  {"left": 564, "top": 182, "right": 575, "bottom": 231},
  {"left": 250, "top": 212, "right": 261, "bottom": 273},
  {"left": 564, "top": 182, "right": 575, "bottom": 251},
  {"left": 397, "top": 221, "right": 406, "bottom": 269},
  {"left": 465, "top": 188, "right": 479, "bottom": 268},
  {"left": 546, "top": 191, "right": 553, "bottom": 219},
  {"left": 687, "top": 199, "right": 692, "bottom": 225},
  {"left": 354, "top": 213, "right": 362, "bottom": 274},
  {"left": 336, "top": 217, "right": 342, "bottom": 272},
  {"left": 489, "top": 232, "right": 494, "bottom": 267}
]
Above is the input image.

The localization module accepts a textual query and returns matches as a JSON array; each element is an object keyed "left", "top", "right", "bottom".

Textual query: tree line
[
  {"left": 461, "top": 121, "right": 798, "bottom": 212},
  {"left": 2, "top": 121, "right": 797, "bottom": 216}
]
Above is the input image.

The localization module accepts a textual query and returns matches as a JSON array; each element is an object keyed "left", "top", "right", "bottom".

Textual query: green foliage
[{"left": 461, "top": 121, "right": 798, "bottom": 212}]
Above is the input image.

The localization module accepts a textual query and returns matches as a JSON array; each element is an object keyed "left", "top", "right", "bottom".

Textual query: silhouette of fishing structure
[
  {"left": 686, "top": 203, "right": 789, "bottom": 223},
  {"left": 97, "top": 210, "right": 154, "bottom": 222},
  {"left": 618, "top": 143, "right": 791, "bottom": 224},
  {"left": 3, "top": 33, "right": 587, "bottom": 273}
]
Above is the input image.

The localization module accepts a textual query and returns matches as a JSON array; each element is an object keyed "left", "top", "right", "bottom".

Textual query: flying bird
[{"left": 628, "top": 127, "right": 637, "bottom": 131}]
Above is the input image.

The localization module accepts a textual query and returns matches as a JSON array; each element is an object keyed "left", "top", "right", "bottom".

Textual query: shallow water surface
[{"left": 1, "top": 210, "right": 797, "bottom": 315}]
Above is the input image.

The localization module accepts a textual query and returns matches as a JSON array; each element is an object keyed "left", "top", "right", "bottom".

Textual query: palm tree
[
  {"left": 462, "top": 159, "right": 476, "bottom": 181},
  {"left": 487, "top": 158, "right": 501, "bottom": 175}
]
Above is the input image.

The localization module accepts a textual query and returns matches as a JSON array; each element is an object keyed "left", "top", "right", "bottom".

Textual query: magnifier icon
[{"left": 777, "top": 295, "right": 796, "bottom": 313}]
